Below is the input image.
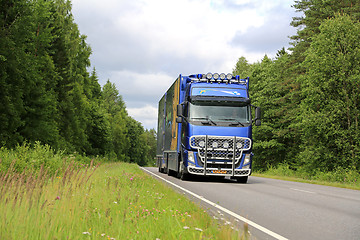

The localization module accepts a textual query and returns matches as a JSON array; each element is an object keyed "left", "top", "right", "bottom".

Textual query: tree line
[
  {"left": 0, "top": 0, "right": 156, "bottom": 166},
  {"left": 233, "top": 0, "right": 360, "bottom": 175}
]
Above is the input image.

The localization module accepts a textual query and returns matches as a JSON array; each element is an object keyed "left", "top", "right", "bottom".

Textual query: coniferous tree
[
  {"left": 290, "top": 0, "right": 360, "bottom": 64},
  {"left": 0, "top": 0, "right": 29, "bottom": 147}
]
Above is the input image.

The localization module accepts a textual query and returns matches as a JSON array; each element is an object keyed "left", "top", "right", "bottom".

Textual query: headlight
[
  {"left": 199, "top": 140, "right": 205, "bottom": 148},
  {"left": 212, "top": 142, "right": 218, "bottom": 148},
  {"left": 213, "top": 73, "right": 220, "bottom": 80},
  {"left": 236, "top": 142, "right": 243, "bottom": 149},
  {"left": 206, "top": 72, "right": 212, "bottom": 80},
  {"left": 244, "top": 154, "right": 251, "bottom": 165},
  {"left": 188, "top": 151, "right": 195, "bottom": 162},
  {"left": 223, "top": 141, "right": 229, "bottom": 148}
]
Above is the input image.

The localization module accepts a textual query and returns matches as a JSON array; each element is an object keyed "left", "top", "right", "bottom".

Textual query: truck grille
[{"left": 189, "top": 135, "right": 251, "bottom": 164}]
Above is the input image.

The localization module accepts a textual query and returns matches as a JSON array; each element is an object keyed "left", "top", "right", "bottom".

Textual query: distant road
[{"left": 142, "top": 167, "right": 360, "bottom": 240}]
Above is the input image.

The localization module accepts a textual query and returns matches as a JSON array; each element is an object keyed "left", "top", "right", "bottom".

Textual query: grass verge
[
  {"left": 1, "top": 159, "right": 247, "bottom": 239},
  {"left": 253, "top": 164, "right": 360, "bottom": 191}
]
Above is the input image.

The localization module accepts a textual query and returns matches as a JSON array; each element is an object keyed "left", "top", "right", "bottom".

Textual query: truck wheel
[
  {"left": 178, "top": 161, "right": 189, "bottom": 181},
  {"left": 180, "top": 171, "right": 188, "bottom": 181},
  {"left": 236, "top": 176, "right": 248, "bottom": 184}
]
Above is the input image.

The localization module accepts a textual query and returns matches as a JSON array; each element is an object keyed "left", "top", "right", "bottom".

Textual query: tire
[
  {"left": 236, "top": 176, "right": 248, "bottom": 184},
  {"left": 180, "top": 170, "right": 189, "bottom": 181},
  {"left": 178, "top": 161, "right": 189, "bottom": 181},
  {"left": 158, "top": 160, "right": 162, "bottom": 173},
  {"left": 167, "top": 166, "right": 172, "bottom": 176}
]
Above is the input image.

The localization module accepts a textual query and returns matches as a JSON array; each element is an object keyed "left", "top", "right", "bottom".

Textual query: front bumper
[{"left": 188, "top": 166, "right": 251, "bottom": 176}]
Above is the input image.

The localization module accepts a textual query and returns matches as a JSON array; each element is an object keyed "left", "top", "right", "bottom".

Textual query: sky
[{"left": 71, "top": 0, "right": 300, "bottom": 130}]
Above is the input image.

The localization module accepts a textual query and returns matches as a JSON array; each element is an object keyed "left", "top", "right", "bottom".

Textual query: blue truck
[{"left": 156, "top": 73, "right": 261, "bottom": 183}]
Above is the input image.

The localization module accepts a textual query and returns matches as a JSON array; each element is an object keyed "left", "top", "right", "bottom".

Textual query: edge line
[{"left": 140, "top": 167, "right": 288, "bottom": 240}]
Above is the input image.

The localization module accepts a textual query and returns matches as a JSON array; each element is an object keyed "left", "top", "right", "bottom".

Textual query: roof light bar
[
  {"left": 220, "top": 73, "right": 226, "bottom": 80},
  {"left": 189, "top": 73, "right": 245, "bottom": 84}
]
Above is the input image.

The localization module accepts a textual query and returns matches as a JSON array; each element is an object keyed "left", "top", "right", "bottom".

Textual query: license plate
[{"left": 212, "top": 170, "right": 227, "bottom": 174}]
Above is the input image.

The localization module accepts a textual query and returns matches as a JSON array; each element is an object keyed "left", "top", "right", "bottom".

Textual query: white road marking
[
  {"left": 290, "top": 188, "right": 316, "bottom": 194},
  {"left": 141, "top": 167, "right": 289, "bottom": 240}
]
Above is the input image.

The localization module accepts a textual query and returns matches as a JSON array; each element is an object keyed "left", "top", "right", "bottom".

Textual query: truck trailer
[{"left": 156, "top": 73, "right": 261, "bottom": 183}]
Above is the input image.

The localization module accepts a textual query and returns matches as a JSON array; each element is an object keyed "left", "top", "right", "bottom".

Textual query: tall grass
[
  {"left": 0, "top": 144, "right": 247, "bottom": 239},
  {"left": 0, "top": 142, "right": 97, "bottom": 176}
]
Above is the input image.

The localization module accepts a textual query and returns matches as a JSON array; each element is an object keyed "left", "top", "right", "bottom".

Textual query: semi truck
[{"left": 156, "top": 73, "right": 261, "bottom": 183}]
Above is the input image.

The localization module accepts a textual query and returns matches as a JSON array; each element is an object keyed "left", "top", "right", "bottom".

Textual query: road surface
[{"left": 142, "top": 167, "right": 360, "bottom": 240}]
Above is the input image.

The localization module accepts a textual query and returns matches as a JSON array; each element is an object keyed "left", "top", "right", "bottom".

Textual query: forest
[
  {"left": 0, "top": 0, "right": 156, "bottom": 166},
  {"left": 1, "top": 0, "right": 359, "bottom": 178},
  {"left": 233, "top": 0, "right": 360, "bottom": 178}
]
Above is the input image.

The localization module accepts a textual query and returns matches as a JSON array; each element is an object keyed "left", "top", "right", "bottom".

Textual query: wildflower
[
  {"left": 183, "top": 226, "right": 190, "bottom": 230},
  {"left": 195, "top": 228, "right": 203, "bottom": 232},
  {"left": 55, "top": 196, "right": 61, "bottom": 200},
  {"left": 113, "top": 201, "right": 118, "bottom": 204},
  {"left": 130, "top": 177, "right": 133, "bottom": 181},
  {"left": 101, "top": 233, "right": 106, "bottom": 236},
  {"left": 82, "top": 232, "right": 91, "bottom": 235}
]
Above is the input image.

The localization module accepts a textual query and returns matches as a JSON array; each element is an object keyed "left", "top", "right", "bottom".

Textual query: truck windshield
[{"left": 188, "top": 102, "right": 250, "bottom": 125}]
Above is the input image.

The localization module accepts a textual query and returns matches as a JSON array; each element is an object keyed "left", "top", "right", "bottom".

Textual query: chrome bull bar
[{"left": 189, "top": 135, "right": 251, "bottom": 176}]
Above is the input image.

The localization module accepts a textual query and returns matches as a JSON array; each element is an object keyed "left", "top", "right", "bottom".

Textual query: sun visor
[{"left": 191, "top": 87, "right": 247, "bottom": 98}]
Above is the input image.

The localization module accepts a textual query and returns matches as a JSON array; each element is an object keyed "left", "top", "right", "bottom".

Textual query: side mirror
[
  {"left": 177, "top": 104, "right": 183, "bottom": 117},
  {"left": 255, "top": 107, "right": 261, "bottom": 120},
  {"left": 255, "top": 107, "right": 261, "bottom": 126}
]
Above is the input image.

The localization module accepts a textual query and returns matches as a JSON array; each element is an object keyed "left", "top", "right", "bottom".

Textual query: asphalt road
[{"left": 142, "top": 167, "right": 360, "bottom": 240}]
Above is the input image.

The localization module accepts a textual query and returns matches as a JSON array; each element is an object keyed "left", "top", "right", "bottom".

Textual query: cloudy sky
[{"left": 71, "top": 0, "right": 300, "bottom": 130}]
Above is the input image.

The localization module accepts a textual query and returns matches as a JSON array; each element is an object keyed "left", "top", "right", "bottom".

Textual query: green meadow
[{"left": 0, "top": 144, "right": 246, "bottom": 239}]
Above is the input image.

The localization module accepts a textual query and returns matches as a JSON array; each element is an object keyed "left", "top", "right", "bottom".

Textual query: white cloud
[
  {"left": 127, "top": 105, "right": 158, "bottom": 129},
  {"left": 108, "top": 70, "right": 173, "bottom": 108},
  {"left": 72, "top": 0, "right": 298, "bottom": 129}
]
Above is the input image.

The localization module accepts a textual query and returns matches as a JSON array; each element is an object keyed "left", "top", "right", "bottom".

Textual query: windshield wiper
[
  {"left": 191, "top": 117, "right": 217, "bottom": 126},
  {"left": 219, "top": 118, "right": 245, "bottom": 127}
]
